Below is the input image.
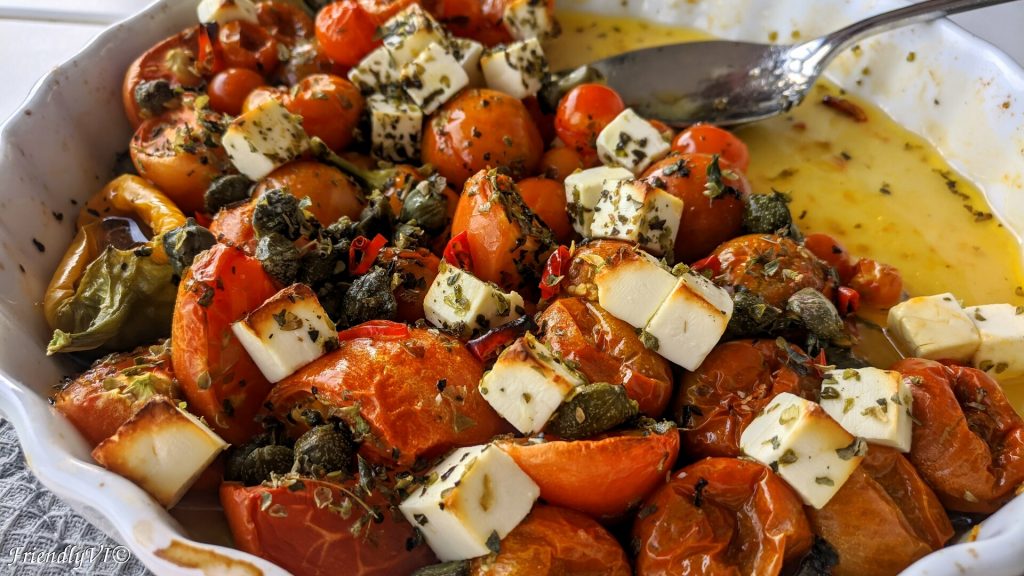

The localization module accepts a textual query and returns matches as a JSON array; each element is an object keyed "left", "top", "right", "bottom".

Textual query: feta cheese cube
[
  {"left": 197, "top": 0, "right": 258, "bottom": 25},
  {"left": 564, "top": 165, "right": 633, "bottom": 236},
  {"left": 231, "top": 284, "right": 338, "bottom": 383},
  {"left": 368, "top": 94, "right": 423, "bottom": 162},
  {"left": 966, "top": 303, "right": 1024, "bottom": 381},
  {"left": 887, "top": 293, "right": 980, "bottom": 362},
  {"left": 644, "top": 271, "right": 733, "bottom": 371},
  {"left": 479, "top": 333, "right": 587, "bottom": 434},
  {"left": 449, "top": 37, "right": 485, "bottom": 88},
  {"left": 740, "top": 392, "right": 865, "bottom": 509},
  {"left": 424, "top": 261, "right": 525, "bottom": 338},
  {"left": 400, "top": 42, "right": 470, "bottom": 115},
  {"left": 480, "top": 38, "right": 549, "bottom": 99},
  {"left": 222, "top": 99, "right": 309, "bottom": 181},
  {"left": 502, "top": 0, "right": 555, "bottom": 40},
  {"left": 399, "top": 444, "right": 540, "bottom": 561},
  {"left": 348, "top": 45, "right": 401, "bottom": 94},
  {"left": 589, "top": 179, "right": 683, "bottom": 255},
  {"left": 593, "top": 246, "right": 678, "bottom": 329},
  {"left": 819, "top": 368, "right": 914, "bottom": 452},
  {"left": 596, "top": 108, "right": 670, "bottom": 174},
  {"left": 381, "top": 4, "right": 448, "bottom": 67},
  {"left": 92, "top": 398, "right": 227, "bottom": 508}
]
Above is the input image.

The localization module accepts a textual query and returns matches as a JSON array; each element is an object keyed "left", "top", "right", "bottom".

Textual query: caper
[
  {"left": 253, "top": 189, "right": 308, "bottom": 240},
  {"left": 242, "top": 444, "right": 294, "bottom": 486},
  {"left": 224, "top": 436, "right": 268, "bottom": 483},
  {"left": 353, "top": 190, "right": 395, "bottom": 239},
  {"left": 728, "top": 289, "right": 784, "bottom": 337},
  {"left": 341, "top": 266, "right": 397, "bottom": 326},
  {"left": 162, "top": 217, "right": 216, "bottom": 277},
  {"left": 205, "top": 174, "right": 253, "bottom": 214},
  {"left": 392, "top": 221, "right": 425, "bottom": 250},
  {"left": 400, "top": 177, "right": 449, "bottom": 234},
  {"left": 255, "top": 233, "right": 301, "bottom": 285},
  {"left": 134, "top": 79, "right": 178, "bottom": 118},
  {"left": 293, "top": 424, "right": 356, "bottom": 477},
  {"left": 743, "top": 190, "right": 797, "bottom": 238},
  {"left": 546, "top": 382, "right": 639, "bottom": 440},
  {"left": 411, "top": 561, "right": 471, "bottom": 576},
  {"left": 787, "top": 288, "right": 845, "bottom": 342}
]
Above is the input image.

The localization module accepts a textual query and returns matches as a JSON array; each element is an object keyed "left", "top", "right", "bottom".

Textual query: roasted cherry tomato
[
  {"left": 555, "top": 84, "right": 626, "bottom": 164},
  {"left": 808, "top": 445, "right": 953, "bottom": 576},
  {"left": 468, "top": 505, "right": 631, "bottom": 575},
  {"left": 359, "top": 0, "right": 416, "bottom": 23},
  {"left": 847, "top": 258, "right": 903, "bottom": 308},
  {"left": 241, "top": 85, "right": 288, "bottom": 114},
  {"left": 712, "top": 234, "right": 835, "bottom": 308},
  {"left": 221, "top": 478, "right": 436, "bottom": 576},
  {"left": 450, "top": 170, "right": 556, "bottom": 296},
  {"left": 803, "top": 233, "right": 855, "bottom": 284},
  {"left": 633, "top": 458, "right": 814, "bottom": 576},
  {"left": 315, "top": 1, "right": 380, "bottom": 67},
  {"left": 538, "top": 245, "right": 571, "bottom": 300},
  {"left": 268, "top": 325, "right": 509, "bottom": 467},
  {"left": 674, "top": 339, "right": 822, "bottom": 458},
  {"left": 671, "top": 123, "right": 750, "bottom": 172},
  {"left": 559, "top": 239, "right": 634, "bottom": 301},
  {"left": 130, "top": 103, "right": 232, "bottom": 215},
  {"left": 516, "top": 177, "right": 574, "bottom": 243},
  {"left": 378, "top": 248, "right": 440, "bottom": 322},
  {"left": 285, "top": 74, "right": 365, "bottom": 152},
  {"left": 500, "top": 426, "right": 680, "bottom": 519},
  {"left": 641, "top": 152, "right": 749, "bottom": 263},
  {"left": 423, "top": 89, "right": 544, "bottom": 189},
  {"left": 209, "top": 199, "right": 257, "bottom": 254},
  {"left": 892, "top": 358, "right": 1024, "bottom": 513},
  {"left": 539, "top": 146, "right": 585, "bottom": 181},
  {"left": 218, "top": 20, "right": 279, "bottom": 73},
  {"left": 254, "top": 160, "right": 365, "bottom": 225},
  {"left": 208, "top": 67, "right": 265, "bottom": 115},
  {"left": 171, "top": 244, "right": 278, "bottom": 444},
  {"left": 52, "top": 343, "right": 178, "bottom": 446},
  {"left": 256, "top": 0, "right": 315, "bottom": 45},
  {"left": 122, "top": 26, "right": 203, "bottom": 127},
  {"left": 443, "top": 230, "right": 474, "bottom": 270},
  {"left": 539, "top": 297, "right": 674, "bottom": 417},
  {"left": 429, "top": 0, "right": 513, "bottom": 46}
]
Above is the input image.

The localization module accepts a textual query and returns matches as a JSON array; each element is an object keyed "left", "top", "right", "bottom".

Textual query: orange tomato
[
  {"left": 538, "top": 297, "right": 673, "bottom": 417},
  {"left": 641, "top": 152, "right": 748, "bottom": 263},
  {"left": 122, "top": 26, "right": 203, "bottom": 128},
  {"left": 130, "top": 104, "right": 232, "bottom": 215},
  {"left": 268, "top": 325, "right": 508, "bottom": 467},
  {"left": 315, "top": 1, "right": 380, "bottom": 67},
  {"left": 539, "top": 146, "right": 584, "bottom": 181},
  {"left": 671, "top": 123, "right": 750, "bottom": 172},
  {"left": 256, "top": 0, "right": 315, "bottom": 45},
  {"left": 209, "top": 199, "right": 257, "bottom": 254},
  {"left": 499, "top": 426, "right": 680, "bottom": 519},
  {"left": 712, "top": 234, "right": 835, "bottom": 308},
  {"left": 218, "top": 20, "right": 279, "bottom": 74},
  {"left": 285, "top": 74, "right": 365, "bottom": 152},
  {"left": 469, "top": 506, "right": 631, "bottom": 575},
  {"left": 171, "top": 244, "right": 278, "bottom": 443},
  {"left": 847, "top": 258, "right": 903, "bottom": 307},
  {"left": 208, "top": 68, "right": 265, "bottom": 115},
  {"left": 450, "top": 170, "right": 557, "bottom": 295},
  {"left": 516, "top": 177, "right": 573, "bottom": 243},
  {"left": 254, "top": 160, "right": 364, "bottom": 224},
  {"left": 221, "top": 479, "right": 436, "bottom": 576},
  {"left": 422, "top": 89, "right": 544, "bottom": 189},
  {"left": 378, "top": 248, "right": 440, "bottom": 322},
  {"left": 555, "top": 84, "right": 625, "bottom": 164},
  {"left": 633, "top": 458, "right": 813, "bottom": 576}
]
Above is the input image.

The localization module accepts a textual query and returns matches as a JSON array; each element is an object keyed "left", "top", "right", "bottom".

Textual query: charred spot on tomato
[{"left": 792, "top": 536, "right": 840, "bottom": 576}]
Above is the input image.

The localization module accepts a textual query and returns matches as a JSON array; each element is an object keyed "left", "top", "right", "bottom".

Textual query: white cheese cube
[
  {"left": 589, "top": 179, "right": 683, "bottom": 255},
  {"left": 479, "top": 333, "right": 587, "bottom": 434},
  {"left": 368, "top": 94, "right": 423, "bottom": 163},
  {"left": 644, "top": 271, "right": 733, "bottom": 371},
  {"left": 399, "top": 444, "right": 540, "bottom": 561},
  {"left": 92, "top": 398, "right": 227, "bottom": 508},
  {"left": 480, "top": 38, "right": 549, "bottom": 99},
  {"left": 593, "top": 246, "right": 678, "bottom": 329},
  {"left": 231, "top": 284, "right": 338, "bottom": 383},
  {"left": 424, "top": 261, "right": 525, "bottom": 338},
  {"left": 449, "top": 37, "right": 485, "bottom": 88},
  {"left": 197, "top": 0, "right": 258, "bottom": 25},
  {"left": 740, "top": 392, "right": 865, "bottom": 509},
  {"left": 222, "top": 99, "right": 309, "bottom": 181},
  {"left": 966, "top": 303, "right": 1024, "bottom": 381},
  {"left": 596, "top": 108, "right": 670, "bottom": 174},
  {"left": 564, "top": 166, "right": 633, "bottom": 236},
  {"left": 502, "top": 0, "right": 554, "bottom": 40},
  {"left": 348, "top": 45, "right": 401, "bottom": 94},
  {"left": 887, "top": 293, "right": 980, "bottom": 362},
  {"left": 400, "top": 42, "right": 470, "bottom": 115},
  {"left": 381, "top": 4, "right": 448, "bottom": 67},
  {"left": 819, "top": 368, "right": 914, "bottom": 452}
]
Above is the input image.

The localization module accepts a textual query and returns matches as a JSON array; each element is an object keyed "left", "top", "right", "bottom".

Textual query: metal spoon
[{"left": 579, "top": 0, "right": 1017, "bottom": 126}]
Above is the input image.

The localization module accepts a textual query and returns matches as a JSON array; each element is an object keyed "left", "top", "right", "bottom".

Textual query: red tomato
[
  {"left": 516, "top": 177, "right": 573, "bottom": 243},
  {"left": 171, "top": 244, "right": 278, "bottom": 444},
  {"left": 555, "top": 84, "right": 625, "bottom": 164},
  {"left": 358, "top": 0, "right": 416, "bottom": 23},
  {"left": 539, "top": 146, "right": 584, "bottom": 181},
  {"left": 218, "top": 21, "right": 279, "bottom": 74},
  {"left": 256, "top": 0, "right": 314, "bottom": 45},
  {"left": 208, "top": 68, "right": 265, "bottom": 115},
  {"left": 671, "top": 123, "right": 750, "bottom": 172},
  {"left": 429, "top": 0, "right": 513, "bottom": 46},
  {"left": 122, "top": 26, "right": 203, "bottom": 127},
  {"left": 315, "top": 1, "right": 380, "bottom": 68},
  {"left": 285, "top": 74, "right": 365, "bottom": 152},
  {"left": 847, "top": 258, "right": 903, "bottom": 307},
  {"left": 803, "top": 233, "right": 856, "bottom": 283}
]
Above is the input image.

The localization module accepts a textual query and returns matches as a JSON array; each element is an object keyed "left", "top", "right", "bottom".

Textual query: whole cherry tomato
[
  {"left": 847, "top": 258, "right": 903, "bottom": 308},
  {"left": 315, "top": 1, "right": 380, "bottom": 68},
  {"left": 208, "top": 68, "right": 265, "bottom": 115},
  {"left": 555, "top": 84, "right": 626, "bottom": 164},
  {"left": 803, "top": 233, "right": 856, "bottom": 284},
  {"left": 122, "top": 26, "right": 203, "bottom": 127},
  {"left": 516, "top": 177, "right": 574, "bottom": 243},
  {"left": 671, "top": 123, "right": 750, "bottom": 172},
  {"left": 254, "top": 160, "right": 365, "bottom": 225},
  {"left": 712, "top": 234, "right": 836, "bottom": 308},
  {"left": 218, "top": 20, "right": 279, "bottom": 73},
  {"left": 285, "top": 74, "right": 365, "bottom": 152}
]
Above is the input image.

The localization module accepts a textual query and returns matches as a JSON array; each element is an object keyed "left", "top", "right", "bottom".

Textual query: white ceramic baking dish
[{"left": 0, "top": 0, "right": 1021, "bottom": 574}]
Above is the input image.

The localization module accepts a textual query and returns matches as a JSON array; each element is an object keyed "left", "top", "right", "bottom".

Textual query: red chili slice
[
  {"left": 336, "top": 319, "right": 410, "bottom": 341},
  {"left": 196, "top": 24, "right": 225, "bottom": 76},
  {"left": 539, "top": 245, "right": 571, "bottom": 300},
  {"left": 348, "top": 234, "right": 388, "bottom": 275},
  {"left": 466, "top": 315, "right": 535, "bottom": 362},
  {"left": 691, "top": 253, "right": 722, "bottom": 275},
  {"left": 837, "top": 286, "right": 860, "bottom": 316},
  {"left": 443, "top": 230, "right": 473, "bottom": 270}
]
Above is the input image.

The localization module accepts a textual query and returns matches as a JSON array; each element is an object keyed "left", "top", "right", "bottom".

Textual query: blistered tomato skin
[
  {"left": 673, "top": 339, "right": 822, "bottom": 459},
  {"left": 633, "top": 458, "right": 813, "bottom": 576},
  {"left": 892, "top": 358, "right": 1024, "bottom": 513},
  {"left": 712, "top": 234, "right": 835, "bottom": 308}
]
